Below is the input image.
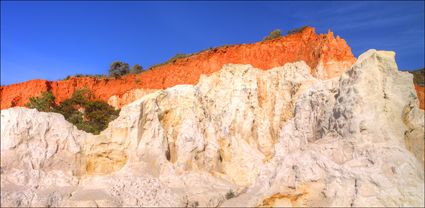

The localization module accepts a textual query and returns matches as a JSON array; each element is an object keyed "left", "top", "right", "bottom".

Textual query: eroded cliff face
[
  {"left": 1, "top": 50, "right": 423, "bottom": 207},
  {"left": 1, "top": 27, "right": 356, "bottom": 110},
  {"left": 415, "top": 85, "right": 424, "bottom": 109}
]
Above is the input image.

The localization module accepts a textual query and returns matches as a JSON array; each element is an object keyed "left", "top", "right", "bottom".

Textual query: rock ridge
[
  {"left": 1, "top": 49, "right": 423, "bottom": 207},
  {"left": 1, "top": 27, "right": 356, "bottom": 109}
]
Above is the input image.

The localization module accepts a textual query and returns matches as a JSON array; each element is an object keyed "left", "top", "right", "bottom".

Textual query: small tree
[
  {"left": 263, "top": 29, "right": 282, "bottom": 41},
  {"left": 25, "top": 91, "right": 56, "bottom": 112},
  {"left": 109, "top": 61, "right": 129, "bottom": 78},
  {"left": 130, "top": 64, "right": 143, "bottom": 74}
]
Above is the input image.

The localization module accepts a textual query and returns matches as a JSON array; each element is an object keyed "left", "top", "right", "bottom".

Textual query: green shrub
[
  {"left": 287, "top": 26, "right": 309, "bottom": 35},
  {"left": 148, "top": 62, "right": 167, "bottom": 70},
  {"left": 91, "top": 74, "right": 108, "bottom": 79},
  {"left": 69, "top": 88, "right": 94, "bottom": 104},
  {"left": 26, "top": 89, "right": 119, "bottom": 135},
  {"left": 25, "top": 91, "right": 57, "bottom": 112},
  {"left": 84, "top": 100, "right": 119, "bottom": 134},
  {"left": 409, "top": 68, "right": 425, "bottom": 86},
  {"left": 263, "top": 29, "right": 282, "bottom": 41},
  {"left": 63, "top": 74, "right": 107, "bottom": 80},
  {"left": 168, "top": 54, "right": 189, "bottom": 63},
  {"left": 130, "top": 64, "right": 143, "bottom": 74},
  {"left": 109, "top": 61, "right": 130, "bottom": 78},
  {"left": 148, "top": 53, "right": 190, "bottom": 70},
  {"left": 225, "top": 190, "right": 235, "bottom": 200}
]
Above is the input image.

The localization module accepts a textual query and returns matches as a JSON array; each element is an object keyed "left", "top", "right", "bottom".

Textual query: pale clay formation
[{"left": 1, "top": 50, "right": 423, "bottom": 207}]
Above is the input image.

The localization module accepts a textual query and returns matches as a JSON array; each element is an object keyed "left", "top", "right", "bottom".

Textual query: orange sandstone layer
[
  {"left": 415, "top": 85, "right": 424, "bottom": 109},
  {"left": 1, "top": 27, "right": 356, "bottom": 109}
]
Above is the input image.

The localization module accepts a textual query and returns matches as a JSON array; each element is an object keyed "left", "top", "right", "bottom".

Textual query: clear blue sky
[{"left": 1, "top": 1, "right": 424, "bottom": 85}]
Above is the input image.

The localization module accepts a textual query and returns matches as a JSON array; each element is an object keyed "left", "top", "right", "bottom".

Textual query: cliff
[
  {"left": 1, "top": 27, "right": 356, "bottom": 109},
  {"left": 1, "top": 50, "right": 424, "bottom": 207},
  {"left": 416, "top": 85, "right": 425, "bottom": 109}
]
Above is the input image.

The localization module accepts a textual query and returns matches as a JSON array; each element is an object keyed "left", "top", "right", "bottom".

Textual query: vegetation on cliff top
[
  {"left": 263, "top": 29, "right": 282, "bottom": 41},
  {"left": 287, "top": 26, "right": 310, "bottom": 35},
  {"left": 150, "top": 27, "right": 310, "bottom": 70},
  {"left": 109, "top": 61, "right": 130, "bottom": 78},
  {"left": 26, "top": 89, "right": 120, "bottom": 134},
  {"left": 63, "top": 62, "right": 145, "bottom": 80},
  {"left": 262, "top": 26, "right": 309, "bottom": 41},
  {"left": 60, "top": 27, "right": 313, "bottom": 80},
  {"left": 130, "top": 64, "right": 144, "bottom": 74},
  {"left": 409, "top": 68, "right": 425, "bottom": 86},
  {"left": 149, "top": 53, "right": 191, "bottom": 69}
]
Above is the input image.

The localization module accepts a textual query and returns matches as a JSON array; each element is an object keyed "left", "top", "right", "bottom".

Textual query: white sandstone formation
[
  {"left": 108, "top": 88, "right": 159, "bottom": 109},
  {"left": 1, "top": 50, "right": 423, "bottom": 207}
]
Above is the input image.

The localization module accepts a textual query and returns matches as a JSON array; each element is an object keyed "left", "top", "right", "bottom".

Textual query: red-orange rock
[
  {"left": 1, "top": 27, "right": 356, "bottom": 110},
  {"left": 415, "top": 85, "right": 424, "bottom": 109},
  {"left": 1, "top": 80, "right": 51, "bottom": 108}
]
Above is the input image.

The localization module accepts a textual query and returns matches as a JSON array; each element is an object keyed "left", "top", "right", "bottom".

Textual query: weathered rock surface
[
  {"left": 415, "top": 85, "right": 424, "bottom": 109},
  {"left": 1, "top": 50, "right": 423, "bottom": 207},
  {"left": 108, "top": 88, "right": 159, "bottom": 109},
  {"left": 1, "top": 27, "right": 356, "bottom": 110},
  {"left": 224, "top": 50, "right": 424, "bottom": 207}
]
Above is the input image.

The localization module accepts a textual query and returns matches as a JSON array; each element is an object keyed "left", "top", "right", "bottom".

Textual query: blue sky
[{"left": 1, "top": 1, "right": 424, "bottom": 85}]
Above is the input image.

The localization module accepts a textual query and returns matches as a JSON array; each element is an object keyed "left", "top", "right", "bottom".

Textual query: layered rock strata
[
  {"left": 1, "top": 50, "right": 423, "bottom": 207},
  {"left": 1, "top": 27, "right": 355, "bottom": 109}
]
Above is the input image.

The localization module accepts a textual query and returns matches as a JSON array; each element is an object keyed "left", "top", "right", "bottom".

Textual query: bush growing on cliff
[
  {"left": 148, "top": 53, "right": 191, "bottom": 70},
  {"left": 63, "top": 74, "right": 107, "bottom": 80},
  {"left": 109, "top": 61, "right": 130, "bottom": 78},
  {"left": 168, "top": 54, "right": 190, "bottom": 63},
  {"left": 56, "top": 89, "right": 120, "bottom": 134},
  {"left": 130, "top": 64, "right": 143, "bottom": 74},
  {"left": 225, "top": 190, "right": 236, "bottom": 199},
  {"left": 287, "top": 26, "right": 309, "bottom": 35},
  {"left": 25, "top": 91, "right": 57, "bottom": 112},
  {"left": 26, "top": 89, "right": 120, "bottom": 135},
  {"left": 409, "top": 68, "right": 425, "bottom": 86},
  {"left": 84, "top": 100, "right": 119, "bottom": 132},
  {"left": 263, "top": 29, "right": 282, "bottom": 41}
]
